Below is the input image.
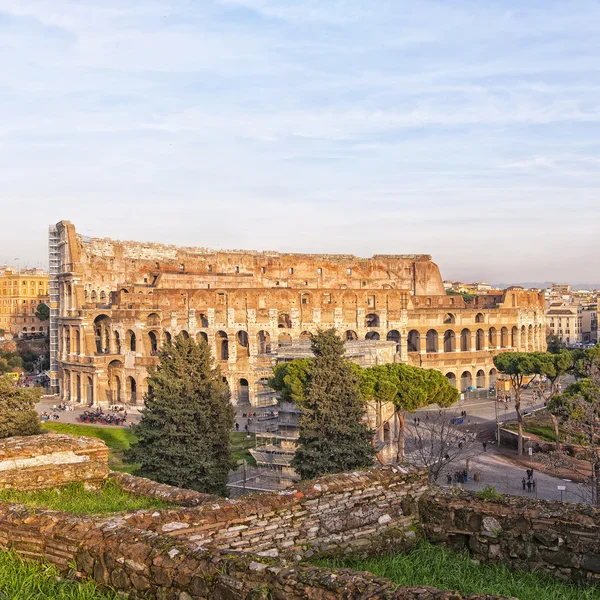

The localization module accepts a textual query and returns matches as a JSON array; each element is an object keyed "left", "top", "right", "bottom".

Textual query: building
[
  {"left": 50, "top": 220, "right": 546, "bottom": 406},
  {"left": 546, "top": 303, "right": 583, "bottom": 347},
  {"left": 0, "top": 267, "right": 49, "bottom": 338},
  {"left": 581, "top": 303, "right": 598, "bottom": 344}
]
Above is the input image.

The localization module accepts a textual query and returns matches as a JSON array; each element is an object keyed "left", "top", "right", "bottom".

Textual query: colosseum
[{"left": 50, "top": 220, "right": 546, "bottom": 407}]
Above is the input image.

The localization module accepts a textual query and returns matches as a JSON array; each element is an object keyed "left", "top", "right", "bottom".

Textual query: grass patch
[
  {"left": 504, "top": 414, "right": 587, "bottom": 445},
  {"left": 314, "top": 542, "right": 600, "bottom": 600},
  {"left": 42, "top": 423, "right": 257, "bottom": 472},
  {"left": 0, "top": 549, "right": 118, "bottom": 600},
  {"left": 0, "top": 479, "right": 173, "bottom": 515}
]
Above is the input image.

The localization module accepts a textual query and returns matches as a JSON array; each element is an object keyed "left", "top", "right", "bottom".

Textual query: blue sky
[{"left": 1, "top": 0, "right": 599, "bottom": 283}]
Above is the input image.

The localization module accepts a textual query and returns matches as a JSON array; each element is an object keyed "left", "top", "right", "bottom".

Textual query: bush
[
  {"left": 0, "top": 376, "right": 41, "bottom": 438},
  {"left": 476, "top": 485, "right": 502, "bottom": 502}
]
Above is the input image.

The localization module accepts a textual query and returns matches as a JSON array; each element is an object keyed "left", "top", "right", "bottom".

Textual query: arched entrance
[
  {"left": 445, "top": 372, "right": 457, "bottom": 388},
  {"left": 238, "top": 378, "right": 250, "bottom": 405},
  {"left": 426, "top": 330, "right": 438, "bottom": 353},
  {"left": 461, "top": 371, "right": 473, "bottom": 392},
  {"left": 444, "top": 330, "right": 456, "bottom": 352},
  {"left": 216, "top": 331, "right": 229, "bottom": 360},
  {"left": 476, "top": 369, "right": 485, "bottom": 388},
  {"left": 257, "top": 330, "right": 271, "bottom": 354},
  {"left": 408, "top": 330, "right": 420, "bottom": 352},
  {"left": 126, "top": 376, "right": 137, "bottom": 404}
]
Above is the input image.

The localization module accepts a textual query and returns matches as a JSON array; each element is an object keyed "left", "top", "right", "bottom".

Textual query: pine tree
[
  {"left": 0, "top": 375, "right": 42, "bottom": 438},
  {"left": 126, "top": 335, "right": 234, "bottom": 495},
  {"left": 291, "top": 329, "right": 375, "bottom": 480}
]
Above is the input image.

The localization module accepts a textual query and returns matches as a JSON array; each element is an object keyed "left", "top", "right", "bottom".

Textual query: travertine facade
[{"left": 51, "top": 220, "right": 545, "bottom": 406}]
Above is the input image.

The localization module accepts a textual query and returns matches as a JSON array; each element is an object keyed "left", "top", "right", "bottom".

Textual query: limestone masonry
[
  {"left": 0, "top": 433, "right": 108, "bottom": 490},
  {"left": 50, "top": 220, "right": 546, "bottom": 407}
]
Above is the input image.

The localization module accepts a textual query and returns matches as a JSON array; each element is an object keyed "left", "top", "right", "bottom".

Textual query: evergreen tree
[
  {"left": 0, "top": 375, "right": 41, "bottom": 438},
  {"left": 291, "top": 329, "right": 375, "bottom": 480},
  {"left": 126, "top": 335, "right": 234, "bottom": 495}
]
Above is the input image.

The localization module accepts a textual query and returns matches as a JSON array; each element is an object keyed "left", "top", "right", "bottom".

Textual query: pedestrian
[
  {"left": 532, "top": 480, "right": 536, "bottom": 492},
  {"left": 482, "top": 441, "right": 487, "bottom": 452},
  {"left": 522, "top": 477, "right": 526, "bottom": 491},
  {"left": 527, "top": 480, "right": 532, "bottom": 493},
  {"left": 447, "top": 473, "right": 452, "bottom": 485},
  {"left": 417, "top": 418, "right": 420, "bottom": 426},
  {"left": 235, "top": 422, "right": 239, "bottom": 432},
  {"left": 414, "top": 418, "right": 417, "bottom": 426}
]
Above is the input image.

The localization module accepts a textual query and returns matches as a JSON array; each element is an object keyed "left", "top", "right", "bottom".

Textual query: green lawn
[
  {"left": 43, "top": 422, "right": 256, "bottom": 471},
  {"left": 0, "top": 479, "right": 173, "bottom": 515},
  {"left": 504, "top": 415, "right": 588, "bottom": 445},
  {"left": 0, "top": 550, "right": 117, "bottom": 600},
  {"left": 315, "top": 542, "right": 600, "bottom": 600}
]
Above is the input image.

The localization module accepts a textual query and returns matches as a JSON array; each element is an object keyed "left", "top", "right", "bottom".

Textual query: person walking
[
  {"left": 526, "top": 480, "right": 532, "bottom": 493},
  {"left": 522, "top": 477, "right": 526, "bottom": 491},
  {"left": 482, "top": 441, "right": 487, "bottom": 452}
]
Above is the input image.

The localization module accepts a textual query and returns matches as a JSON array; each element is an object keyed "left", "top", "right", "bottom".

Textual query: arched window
[
  {"left": 164, "top": 331, "right": 172, "bottom": 346},
  {"left": 237, "top": 330, "right": 250, "bottom": 357},
  {"left": 345, "top": 330, "right": 358, "bottom": 341},
  {"left": 299, "top": 331, "right": 312, "bottom": 344},
  {"left": 386, "top": 330, "right": 401, "bottom": 353},
  {"left": 199, "top": 313, "right": 209, "bottom": 327},
  {"left": 443, "top": 313, "right": 455, "bottom": 324},
  {"left": 443, "top": 330, "right": 456, "bottom": 352},
  {"left": 146, "top": 313, "right": 161, "bottom": 327},
  {"left": 476, "top": 369, "right": 485, "bottom": 388},
  {"left": 216, "top": 331, "right": 228, "bottom": 360},
  {"left": 257, "top": 330, "right": 271, "bottom": 354},
  {"left": 445, "top": 373, "right": 457, "bottom": 388},
  {"left": 99, "top": 290, "right": 106, "bottom": 301},
  {"left": 500, "top": 327, "right": 508, "bottom": 348},
  {"left": 127, "top": 330, "right": 137, "bottom": 352},
  {"left": 460, "top": 328, "right": 470, "bottom": 352},
  {"left": 408, "top": 330, "right": 420, "bottom": 352},
  {"left": 511, "top": 326, "right": 518, "bottom": 348},
  {"left": 426, "top": 329, "right": 438, "bottom": 353},
  {"left": 475, "top": 313, "right": 484, "bottom": 323},
  {"left": 148, "top": 331, "right": 158, "bottom": 355},
  {"left": 94, "top": 315, "right": 111, "bottom": 354},
  {"left": 365, "top": 313, "right": 379, "bottom": 328},
  {"left": 91, "top": 290, "right": 97, "bottom": 302},
  {"left": 488, "top": 327, "right": 497, "bottom": 349},
  {"left": 127, "top": 376, "right": 137, "bottom": 404},
  {"left": 366, "top": 331, "right": 380, "bottom": 340},
  {"left": 238, "top": 378, "right": 249, "bottom": 405},
  {"left": 180, "top": 330, "right": 189, "bottom": 340},
  {"left": 461, "top": 371, "right": 473, "bottom": 392},
  {"left": 197, "top": 331, "right": 208, "bottom": 344},
  {"left": 489, "top": 368, "right": 498, "bottom": 387},
  {"left": 278, "top": 313, "right": 291, "bottom": 328},
  {"left": 476, "top": 329, "right": 484, "bottom": 351},
  {"left": 278, "top": 332, "right": 292, "bottom": 347}
]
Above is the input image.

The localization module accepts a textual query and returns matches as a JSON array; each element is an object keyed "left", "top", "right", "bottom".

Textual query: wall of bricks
[
  {"left": 0, "top": 433, "right": 108, "bottom": 491},
  {"left": 420, "top": 488, "right": 600, "bottom": 584}
]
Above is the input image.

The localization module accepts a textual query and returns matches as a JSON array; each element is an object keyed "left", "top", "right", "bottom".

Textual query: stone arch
[
  {"left": 443, "top": 330, "right": 456, "bottom": 352},
  {"left": 148, "top": 330, "right": 159, "bottom": 355},
  {"left": 126, "top": 329, "right": 137, "bottom": 352},
  {"left": 476, "top": 328, "right": 484, "bottom": 351},
  {"left": 164, "top": 331, "right": 172, "bottom": 346},
  {"left": 408, "top": 330, "right": 420, "bottom": 352},
  {"left": 237, "top": 330, "right": 250, "bottom": 357},
  {"left": 460, "top": 328, "right": 471, "bottom": 352},
  {"left": 511, "top": 326, "right": 518, "bottom": 348},
  {"left": 91, "top": 290, "right": 97, "bottom": 302},
  {"left": 238, "top": 378, "right": 249, "bottom": 405},
  {"left": 108, "top": 360, "right": 123, "bottom": 404},
  {"left": 180, "top": 330, "right": 189, "bottom": 340},
  {"left": 521, "top": 325, "right": 526, "bottom": 350},
  {"left": 197, "top": 331, "right": 208, "bottom": 344},
  {"left": 476, "top": 369, "right": 486, "bottom": 388},
  {"left": 299, "top": 331, "right": 313, "bottom": 344},
  {"left": 445, "top": 372, "right": 457, "bottom": 388},
  {"left": 257, "top": 330, "right": 271, "bottom": 354},
  {"left": 278, "top": 313, "right": 292, "bottom": 328},
  {"left": 426, "top": 329, "right": 438, "bottom": 353},
  {"left": 489, "top": 368, "right": 498, "bottom": 387},
  {"left": 86, "top": 376, "right": 93, "bottom": 406},
  {"left": 126, "top": 376, "right": 137, "bottom": 404},
  {"left": 114, "top": 330, "right": 121, "bottom": 354},
  {"left": 345, "top": 330, "right": 358, "bottom": 341},
  {"left": 528, "top": 324, "right": 534, "bottom": 351},
  {"left": 365, "top": 313, "right": 379, "bottom": 328},
  {"left": 216, "top": 331, "right": 229, "bottom": 360},
  {"left": 500, "top": 327, "right": 509, "bottom": 348},
  {"left": 278, "top": 332, "right": 292, "bottom": 347},
  {"left": 387, "top": 330, "right": 401, "bottom": 353},
  {"left": 443, "top": 313, "right": 455, "bottom": 324},
  {"left": 488, "top": 327, "right": 498, "bottom": 349},
  {"left": 461, "top": 371, "right": 473, "bottom": 392},
  {"left": 93, "top": 315, "right": 111, "bottom": 354},
  {"left": 74, "top": 328, "right": 81, "bottom": 354},
  {"left": 475, "top": 313, "right": 485, "bottom": 323},
  {"left": 366, "top": 331, "right": 380, "bottom": 341},
  {"left": 199, "top": 313, "right": 209, "bottom": 328},
  {"left": 146, "top": 313, "right": 161, "bottom": 327}
]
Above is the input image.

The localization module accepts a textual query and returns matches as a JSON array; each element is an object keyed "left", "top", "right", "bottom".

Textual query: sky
[{"left": 1, "top": 1, "right": 599, "bottom": 284}]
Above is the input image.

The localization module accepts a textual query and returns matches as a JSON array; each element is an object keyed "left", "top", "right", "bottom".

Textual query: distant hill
[{"left": 494, "top": 282, "right": 600, "bottom": 291}]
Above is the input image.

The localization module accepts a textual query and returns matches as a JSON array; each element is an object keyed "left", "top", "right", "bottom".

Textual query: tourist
[
  {"left": 532, "top": 480, "right": 536, "bottom": 493},
  {"left": 235, "top": 422, "right": 239, "bottom": 432},
  {"left": 482, "top": 441, "right": 487, "bottom": 452},
  {"left": 526, "top": 480, "right": 532, "bottom": 493},
  {"left": 522, "top": 477, "right": 526, "bottom": 490},
  {"left": 446, "top": 473, "right": 452, "bottom": 485}
]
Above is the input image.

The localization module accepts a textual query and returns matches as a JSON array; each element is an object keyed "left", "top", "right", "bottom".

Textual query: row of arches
[{"left": 445, "top": 368, "right": 498, "bottom": 392}]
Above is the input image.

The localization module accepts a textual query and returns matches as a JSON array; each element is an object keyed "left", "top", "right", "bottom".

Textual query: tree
[
  {"left": 0, "top": 375, "right": 41, "bottom": 438},
  {"left": 269, "top": 359, "right": 313, "bottom": 405},
  {"left": 362, "top": 364, "right": 458, "bottom": 462},
  {"left": 404, "top": 411, "right": 478, "bottom": 482},
  {"left": 531, "top": 350, "right": 573, "bottom": 451},
  {"left": 126, "top": 335, "right": 234, "bottom": 495},
  {"left": 545, "top": 333, "right": 564, "bottom": 354},
  {"left": 35, "top": 303, "right": 50, "bottom": 322},
  {"left": 493, "top": 352, "right": 536, "bottom": 455},
  {"left": 291, "top": 329, "right": 375, "bottom": 480}
]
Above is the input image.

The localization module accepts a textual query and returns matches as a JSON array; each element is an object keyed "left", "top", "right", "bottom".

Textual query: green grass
[
  {"left": 0, "top": 550, "right": 117, "bottom": 600},
  {"left": 0, "top": 479, "right": 173, "bottom": 515},
  {"left": 231, "top": 432, "right": 257, "bottom": 466},
  {"left": 314, "top": 542, "right": 600, "bottom": 600}
]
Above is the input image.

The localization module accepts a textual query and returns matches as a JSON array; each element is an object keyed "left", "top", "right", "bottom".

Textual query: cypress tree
[
  {"left": 291, "top": 329, "right": 375, "bottom": 480},
  {"left": 127, "top": 334, "right": 234, "bottom": 495}
]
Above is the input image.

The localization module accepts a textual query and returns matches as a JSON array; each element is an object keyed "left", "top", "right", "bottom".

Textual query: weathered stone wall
[
  {"left": 113, "top": 467, "right": 428, "bottom": 560},
  {"left": 0, "top": 466, "right": 510, "bottom": 600},
  {"left": 420, "top": 488, "right": 600, "bottom": 584},
  {"left": 0, "top": 433, "right": 108, "bottom": 491}
]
